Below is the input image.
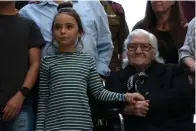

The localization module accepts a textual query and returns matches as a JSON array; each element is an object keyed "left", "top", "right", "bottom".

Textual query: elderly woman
[{"left": 104, "top": 29, "right": 194, "bottom": 131}]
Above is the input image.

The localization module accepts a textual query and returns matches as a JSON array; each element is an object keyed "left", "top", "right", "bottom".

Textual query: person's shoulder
[
  {"left": 20, "top": 3, "right": 38, "bottom": 12},
  {"left": 85, "top": 0, "right": 100, "bottom": 7},
  {"left": 148, "top": 62, "right": 175, "bottom": 77},
  {"left": 163, "top": 63, "right": 188, "bottom": 77},
  {"left": 19, "top": 2, "right": 44, "bottom": 16},
  {"left": 109, "top": 1, "right": 125, "bottom": 16},
  {"left": 132, "top": 19, "right": 146, "bottom": 31},
  {"left": 188, "top": 17, "right": 195, "bottom": 28},
  {"left": 86, "top": 0, "right": 105, "bottom": 13},
  {"left": 16, "top": 14, "right": 40, "bottom": 30},
  {"left": 105, "top": 66, "right": 131, "bottom": 90},
  {"left": 17, "top": 14, "right": 34, "bottom": 23},
  {"left": 21, "top": 2, "right": 44, "bottom": 9},
  {"left": 8, "top": 14, "right": 35, "bottom": 28},
  {"left": 110, "top": 1, "right": 121, "bottom": 5},
  {"left": 109, "top": 65, "right": 134, "bottom": 81}
]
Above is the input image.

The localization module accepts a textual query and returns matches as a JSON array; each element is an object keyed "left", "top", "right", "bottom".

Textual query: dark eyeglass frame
[{"left": 127, "top": 43, "right": 153, "bottom": 51}]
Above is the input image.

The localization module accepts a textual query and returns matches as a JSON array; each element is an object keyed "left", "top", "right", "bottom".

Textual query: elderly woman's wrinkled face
[
  {"left": 127, "top": 36, "right": 154, "bottom": 68},
  {"left": 151, "top": 0, "right": 175, "bottom": 13}
]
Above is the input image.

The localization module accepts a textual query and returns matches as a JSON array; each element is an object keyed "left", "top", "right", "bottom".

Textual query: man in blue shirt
[{"left": 19, "top": 0, "right": 113, "bottom": 78}]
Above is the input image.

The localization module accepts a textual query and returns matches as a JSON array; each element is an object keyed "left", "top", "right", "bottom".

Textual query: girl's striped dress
[{"left": 36, "top": 52, "right": 125, "bottom": 131}]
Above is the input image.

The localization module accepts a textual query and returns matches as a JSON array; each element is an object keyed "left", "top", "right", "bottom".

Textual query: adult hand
[
  {"left": 2, "top": 91, "right": 25, "bottom": 121},
  {"left": 183, "top": 57, "right": 195, "bottom": 73},
  {"left": 123, "top": 100, "right": 150, "bottom": 117},
  {"left": 189, "top": 62, "right": 195, "bottom": 73},
  {"left": 125, "top": 93, "right": 145, "bottom": 104}
]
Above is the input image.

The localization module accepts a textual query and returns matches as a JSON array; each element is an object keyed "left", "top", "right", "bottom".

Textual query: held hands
[
  {"left": 2, "top": 91, "right": 25, "bottom": 121},
  {"left": 123, "top": 100, "right": 150, "bottom": 117},
  {"left": 124, "top": 93, "right": 150, "bottom": 117},
  {"left": 125, "top": 93, "right": 145, "bottom": 104}
]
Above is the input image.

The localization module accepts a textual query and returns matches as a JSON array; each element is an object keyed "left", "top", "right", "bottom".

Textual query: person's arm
[
  {"left": 22, "top": 50, "right": 40, "bottom": 89},
  {"left": 22, "top": 21, "right": 45, "bottom": 90},
  {"left": 87, "top": 57, "right": 144, "bottom": 103},
  {"left": 2, "top": 21, "right": 45, "bottom": 121},
  {"left": 179, "top": 18, "right": 195, "bottom": 72},
  {"left": 36, "top": 58, "right": 49, "bottom": 131},
  {"left": 131, "top": 20, "right": 145, "bottom": 31},
  {"left": 89, "top": 1, "right": 113, "bottom": 77},
  {"left": 2, "top": 48, "right": 40, "bottom": 121}
]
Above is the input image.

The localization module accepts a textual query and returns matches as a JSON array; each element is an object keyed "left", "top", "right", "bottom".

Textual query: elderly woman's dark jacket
[{"left": 104, "top": 62, "right": 194, "bottom": 131}]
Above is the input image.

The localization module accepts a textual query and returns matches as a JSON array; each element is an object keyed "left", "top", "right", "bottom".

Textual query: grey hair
[{"left": 122, "top": 29, "right": 164, "bottom": 68}]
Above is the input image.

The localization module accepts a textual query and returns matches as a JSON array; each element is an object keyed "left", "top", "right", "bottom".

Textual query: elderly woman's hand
[
  {"left": 190, "top": 62, "right": 195, "bottom": 73},
  {"left": 125, "top": 93, "right": 145, "bottom": 104},
  {"left": 123, "top": 100, "right": 150, "bottom": 117},
  {"left": 183, "top": 57, "right": 195, "bottom": 73}
]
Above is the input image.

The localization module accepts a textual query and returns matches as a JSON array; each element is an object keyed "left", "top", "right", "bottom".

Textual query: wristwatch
[{"left": 18, "top": 87, "right": 30, "bottom": 97}]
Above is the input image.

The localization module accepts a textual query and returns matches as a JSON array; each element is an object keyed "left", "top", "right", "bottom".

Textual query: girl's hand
[{"left": 125, "top": 93, "right": 145, "bottom": 104}]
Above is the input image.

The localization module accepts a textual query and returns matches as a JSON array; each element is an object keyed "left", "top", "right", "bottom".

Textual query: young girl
[{"left": 36, "top": 2, "right": 143, "bottom": 131}]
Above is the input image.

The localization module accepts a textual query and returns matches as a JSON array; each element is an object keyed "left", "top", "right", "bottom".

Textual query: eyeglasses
[{"left": 127, "top": 43, "right": 153, "bottom": 51}]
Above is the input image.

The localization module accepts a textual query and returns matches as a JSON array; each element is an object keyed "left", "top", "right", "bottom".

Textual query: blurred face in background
[{"left": 151, "top": 0, "right": 175, "bottom": 14}]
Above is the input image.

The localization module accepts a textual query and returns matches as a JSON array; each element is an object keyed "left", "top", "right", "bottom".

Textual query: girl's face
[{"left": 53, "top": 13, "right": 81, "bottom": 47}]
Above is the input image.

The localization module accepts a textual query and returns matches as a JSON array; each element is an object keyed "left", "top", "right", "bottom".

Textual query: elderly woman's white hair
[{"left": 122, "top": 29, "right": 164, "bottom": 68}]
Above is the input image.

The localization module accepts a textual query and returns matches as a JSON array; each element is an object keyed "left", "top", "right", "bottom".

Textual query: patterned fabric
[
  {"left": 179, "top": 17, "right": 195, "bottom": 60},
  {"left": 36, "top": 52, "right": 125, "bottom": 131},
  {"left": 127, "top": 72, "right": 148, "bottom": 93}
]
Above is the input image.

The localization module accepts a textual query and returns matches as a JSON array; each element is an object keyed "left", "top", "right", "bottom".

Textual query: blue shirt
[{"left": 19, "top": 0, "right": 113, "bottom": 76}]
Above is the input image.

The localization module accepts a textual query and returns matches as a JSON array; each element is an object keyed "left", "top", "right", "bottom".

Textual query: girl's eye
[
  {"left": 67, "top": 25, "right": 73, "bottom": 29},
  {"left": 54, "top": 25, "right": 61, "bottom": 30}
]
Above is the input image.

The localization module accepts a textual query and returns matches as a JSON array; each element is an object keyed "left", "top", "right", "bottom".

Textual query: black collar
[{"left": 118, "top": 61, "right": 166, "bottom": 81}]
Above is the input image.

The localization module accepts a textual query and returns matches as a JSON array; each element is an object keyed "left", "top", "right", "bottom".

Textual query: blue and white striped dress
[{"left": 36, "top": 52, "right": 125, "bottom": 131}]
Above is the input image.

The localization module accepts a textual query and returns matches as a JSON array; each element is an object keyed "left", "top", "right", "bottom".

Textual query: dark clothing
[
  {"left": 104, "top": 62, "right": 194, "bottom": 131},
  {"left": 101, "top": 1, "right": 129, "bottom": 71},
  {"left": 15, "top": 1, "right": 29, "bottom": 10},
  {"left": 180, "top": 1, "right": 195, "bottom": 23},
  {"left": 132, "top": 20, "right": 187, "bottom": 64},
  {"left": 0, "top": 14, "right": 45, "bottom": 107},
  {"left": 155, "top": 30, "right": 178, "bottom": 64}
]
